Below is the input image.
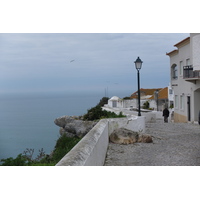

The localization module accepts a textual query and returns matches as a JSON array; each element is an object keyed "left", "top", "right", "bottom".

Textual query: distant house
[
  {"left": 130, "top": 87, "right": 169, "bottom": 111},
  {"left": 105, "top": 87, "right": 169, "bottom": 111},
  {"left": 107, "top": 96, "right": 123, "bottom": 108},
  {"left": 130, "top": 88, "right": 162, "bottom": 100}
]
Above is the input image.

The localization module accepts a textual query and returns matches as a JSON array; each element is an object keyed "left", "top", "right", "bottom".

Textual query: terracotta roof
[
  {"left": 149, "top": 87, "right": 168, "bottom": 100},
  {"left": 130, "top": 88, "right": 162, "bottom": 99},
  {"left": 131, "top": 87, "right": 168, "bottom": 100},
  {"left": 158, "top": 87, "right": 168, "bottom": 99}
]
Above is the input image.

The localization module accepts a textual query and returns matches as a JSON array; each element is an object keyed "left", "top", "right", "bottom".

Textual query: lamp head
[{"left": 134, "top": 57, "right": 143, "bottom": 70}]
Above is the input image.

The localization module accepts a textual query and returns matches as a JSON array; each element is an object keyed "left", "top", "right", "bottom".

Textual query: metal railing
[{"left": 183, "top": 65, "right": 200, "bottom": 79}]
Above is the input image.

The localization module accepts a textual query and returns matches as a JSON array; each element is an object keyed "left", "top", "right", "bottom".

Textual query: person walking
[{"left": 163, "top": 107, "right": 170, "bottom": 123}]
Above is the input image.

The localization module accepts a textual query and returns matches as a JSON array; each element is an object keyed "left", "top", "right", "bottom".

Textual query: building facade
[{"left": 167, "top": 33, "right": 200, "bottom": 123}]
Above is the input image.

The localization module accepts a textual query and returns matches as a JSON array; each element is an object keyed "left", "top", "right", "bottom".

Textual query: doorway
[
  {"left": 112, "top": 101, "right": 117, "bottom": 108},
  {"left": 187, "top": 96, "right": 191, "bottom": 121},
  {"left": 194, "top": 88, "right": 200, "bottom": 122}
]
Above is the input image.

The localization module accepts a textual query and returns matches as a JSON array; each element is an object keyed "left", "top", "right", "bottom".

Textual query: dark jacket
[{"left": 163, "top": 108, "right": 169, "bottom": 117}]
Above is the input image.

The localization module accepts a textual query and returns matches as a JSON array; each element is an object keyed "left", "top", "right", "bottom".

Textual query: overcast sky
[{"left": 0, "top": 33, "right": 189, "bottom": 97}]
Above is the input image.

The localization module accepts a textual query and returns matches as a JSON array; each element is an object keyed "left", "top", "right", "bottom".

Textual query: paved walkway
[{"left": 104, "top": 119, "right": 200, "bottom": 166}]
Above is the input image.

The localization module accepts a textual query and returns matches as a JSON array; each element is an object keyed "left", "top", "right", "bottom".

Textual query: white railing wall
[{"left": 56, "top": 116, "right": 145, "bottom": 166}]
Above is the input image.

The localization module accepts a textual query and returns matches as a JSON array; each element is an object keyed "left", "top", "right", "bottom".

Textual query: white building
[
  {"left": 166, "top": 33, "right": 200, "bottom": 123},
  {"left": 131, "top": 88, "right": 168, "bottom": 111},
  {"left": 106, "top": 87, "right": 169, "bottom": 111},
  {"left": 107, "top": 96, "right": 123, "bottom": 108},
  {"left": 168, "top": 84, "right": 174, "bottom": 108}
]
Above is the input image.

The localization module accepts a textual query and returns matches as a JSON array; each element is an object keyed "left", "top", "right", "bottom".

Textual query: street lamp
[
  {"left": 134, "top": 57, "right": 143, "bottom": 116},
  {"left": 155, "top": 90, "right": 159, "bottom": 111}
]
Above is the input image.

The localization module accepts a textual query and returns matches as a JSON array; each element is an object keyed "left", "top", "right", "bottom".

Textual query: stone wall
[
  {"left": 56, "top": 119, "right": 108, "bottom": 166},
  {"left": 56, "top": 116, "right": 145, "bottom": 166},
  {"left": 107, "top": 116, "right": 145, "bottom": 135}
]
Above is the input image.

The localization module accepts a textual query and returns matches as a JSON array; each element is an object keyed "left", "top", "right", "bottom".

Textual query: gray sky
[{"left": 0, "top": 33, "right": 189, "bottom": 97}]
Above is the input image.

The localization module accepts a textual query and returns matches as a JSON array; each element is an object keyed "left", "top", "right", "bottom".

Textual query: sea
[{"left": 0, "top": 92, "right": 109, "bottom": 162}]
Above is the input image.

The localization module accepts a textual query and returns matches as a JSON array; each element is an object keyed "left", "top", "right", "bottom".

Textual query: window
[
  {"left": 175, "top": 95, "right": 179, "bottom": 109},
  {"left": 169, "top": 89, "right": 173, "bottom": 95},
  {"left": 179, "top": 61, "right": 183, "bottom": 76},
  {"left": 180, "top": 95, "right": 184, "bottom": 110},
  {"left": 172, "top": 64, "right": 178, "bottom": 79},
  {"left": 186, "top": 58, "right": 190, "bottom": 66}
]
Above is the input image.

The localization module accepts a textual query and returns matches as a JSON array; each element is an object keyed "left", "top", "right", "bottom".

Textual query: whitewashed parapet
[
  {"left": 107, "top": 116, "right": 145, "bottom": 135},
  {"left": 56, "top": 119, "right": 108, "bottom": 166},
  {"left": 56, "top": 116, "right": 145, "bottom": 166},
  {"left": 102, "top": 106, "right": 157, "bottom": 123}
]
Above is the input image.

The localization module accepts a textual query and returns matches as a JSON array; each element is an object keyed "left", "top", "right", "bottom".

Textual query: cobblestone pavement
[{"left": 104, "top": 119, "right": 200, "bottom": 166}]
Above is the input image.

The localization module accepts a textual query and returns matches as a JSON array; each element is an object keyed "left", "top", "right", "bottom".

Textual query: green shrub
[
  {"left": 143, "top": 101, "right": 150, "bottom": 109},
  {"left": 123, "top": 96, "right": 131, "bottom": 100},
  {"left": 97, "top": 97, "right": 109, "bottom": 107},
  {"left": 1, "top": 154, "right": 27, "bottom": 166},
  {"left": 51, "top": 135, "right": 81, "bottom": 162},
  {"left": 0, "top": 136, "right": 81, "bottom": 166},
  {"left": 83, "top": 105, "right": 125, "bottom": 121}
]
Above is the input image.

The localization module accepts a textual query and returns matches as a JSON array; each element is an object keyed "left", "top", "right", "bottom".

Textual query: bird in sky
[{"left": 70, "top": 60, "right": 75, "bottom": 63}]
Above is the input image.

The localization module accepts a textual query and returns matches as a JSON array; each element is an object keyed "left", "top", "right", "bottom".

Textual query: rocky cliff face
[{"left": 54, "top": 116, "right": 97, "bottom": 138}]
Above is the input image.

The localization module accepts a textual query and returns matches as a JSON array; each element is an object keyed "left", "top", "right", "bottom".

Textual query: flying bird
[{"left": 70, "top": 60, "right": 75, "bottom": 63}]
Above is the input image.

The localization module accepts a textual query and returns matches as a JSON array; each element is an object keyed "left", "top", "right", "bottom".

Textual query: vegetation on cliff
[
  {"left": 83, "top": 97, "right": 125, "bottom": 121},
  {"left": 0, "top": 135, "right": 81, "bottom": 166},
  {"left": 97, "top": 97, "right": 109, "bottom": 107},
  {"left": 83, "top": 105, "right": 125, "bottom": 121}
]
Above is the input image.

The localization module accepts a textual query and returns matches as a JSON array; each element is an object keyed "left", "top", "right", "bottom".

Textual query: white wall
[
  {"left": 56, "top": 116, "right": 146, "bottom": 166},
  {"left": 56, "top": 119, "right": 109, "bottom": 166},
  {"left": 122, "top": 99, "right": 137, "bottom": 108},
  {"left": 102, "top": 105, "right": 158, "bottom": 123},
  {"left": 191, "top": 33, "right": 200, "bottom": 71},
  {"left": 194, "top": 88, "right": 200, "bottom": 121},
  {"left": 107, "top": 116, "right": 145, "bottom": 135},
  {"left": 108, "top": 99, "right": 136, "bottom": 108},
  {"left": 169, "top": 40, "right": 193, "bottom": 122},
  {"left": 108, "top": 99, "right": 155, "bottom": 110},
  {"left": 149, "top": 99, "right": 157, "bottom": 110},
  {"left": 170, "top": 36, "right": 200, "bottom": 122}
]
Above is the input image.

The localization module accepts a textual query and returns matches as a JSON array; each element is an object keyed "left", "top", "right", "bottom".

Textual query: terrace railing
[{"left": 183, "top": 65, "right": 200, "bottom": 79}]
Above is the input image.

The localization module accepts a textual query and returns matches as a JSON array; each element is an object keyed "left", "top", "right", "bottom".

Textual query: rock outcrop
[
  {"left": 109, "top": 128, "right": 152, "bottom": 144},
  {"left": 54, "top": 116, "right": 97, "bottom": 138}
]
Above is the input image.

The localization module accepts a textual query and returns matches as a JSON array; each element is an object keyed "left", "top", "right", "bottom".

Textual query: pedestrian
[{"left": 163, "top": 107, "right": 170, "bottom": 123}]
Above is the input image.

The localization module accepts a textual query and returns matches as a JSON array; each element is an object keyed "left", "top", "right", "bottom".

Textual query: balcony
[{"left": 183, "top": 65, "right": 200, "bottom": 83}]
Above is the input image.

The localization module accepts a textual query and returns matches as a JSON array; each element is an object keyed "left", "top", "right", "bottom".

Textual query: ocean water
[{"left": 0, "top": 92, "right": 103, "bottom": 161}]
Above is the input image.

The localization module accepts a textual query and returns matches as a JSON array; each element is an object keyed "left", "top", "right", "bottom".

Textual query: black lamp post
[
  {"left": 155, "top": 90, "right": 159, "bottom": 111},
  {"left": 134, "top": 57, "right": 143, "bottom": 116}
]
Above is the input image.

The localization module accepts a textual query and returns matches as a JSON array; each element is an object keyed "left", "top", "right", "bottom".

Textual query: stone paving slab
[{"left": 104, "top": 119, "right": 200, "bottom": 166}]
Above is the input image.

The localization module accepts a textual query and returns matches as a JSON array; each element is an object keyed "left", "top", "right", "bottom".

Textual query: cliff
[{"left": 54, "top": 116, "right": 97, "bottom": 138}]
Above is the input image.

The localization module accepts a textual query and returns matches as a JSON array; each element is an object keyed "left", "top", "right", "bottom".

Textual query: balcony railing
[{"left": 183, "top": 65, "right": 200, "bottom": 80}]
